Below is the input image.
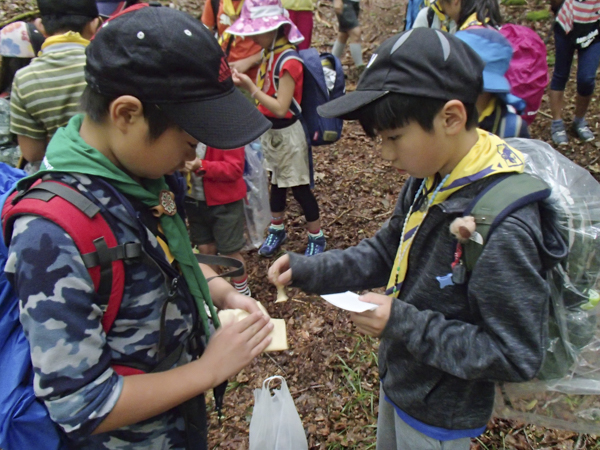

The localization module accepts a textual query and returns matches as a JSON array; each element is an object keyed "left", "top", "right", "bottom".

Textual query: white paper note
[{"left": 321, "top": 291, "right": 378, "bottom": 313}]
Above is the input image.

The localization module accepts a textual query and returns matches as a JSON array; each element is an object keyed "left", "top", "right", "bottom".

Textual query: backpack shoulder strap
[
  {"left": 462, "top": 173, "right": 551, "bottom": 271},
  {"left": 2, "top": 179, "right": 142, "bottom": 333},
  {"left": 427, "top": 6, "right": 435, "bottom": 27},
  {"left": 211, "top": 0, "right": 220, "bottom": 30},
  {"left": 273, "top": 48, "right": 303, "bottom": 116}
]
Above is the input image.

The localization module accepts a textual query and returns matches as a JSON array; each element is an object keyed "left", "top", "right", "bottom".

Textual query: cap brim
[
  {"left": 317, "top": 90, "right": 389, "bottom": 120},
  {"left": 96, "top": 2, "right": 125, "bottom": 18},
  {"left": 482, "top": 71, "right": 510, "bottom": 94},
  {"left": 159, "top": 88, "right": 271, "bottom": 149}
]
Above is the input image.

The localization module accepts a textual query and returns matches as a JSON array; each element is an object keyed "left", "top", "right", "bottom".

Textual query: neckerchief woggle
[
  {"left": 28, "top": 114, "right": 219, "bottom": 338},
  {"left": 386, "top": 130, "right": 525, "bottom": 297}
]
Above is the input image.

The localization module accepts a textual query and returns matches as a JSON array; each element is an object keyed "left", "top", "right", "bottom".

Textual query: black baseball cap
[
  {"left": 37, "top": 0, "right": 99, "bottom": 18},
  {"left": 85, "top": 5, "right": 271, "bottom": 149},
  {"left": 318, "top": 28, "right": 485, "bottom": 120}
]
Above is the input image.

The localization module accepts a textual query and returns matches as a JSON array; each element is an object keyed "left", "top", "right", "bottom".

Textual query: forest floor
[{"left": 2, "top": 0, "right": 600, "bottom": 448}]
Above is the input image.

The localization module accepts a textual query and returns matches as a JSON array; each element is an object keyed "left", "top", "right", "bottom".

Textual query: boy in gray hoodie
[{"left": 268, "top": 28, "right": 566, "bottom": 449}]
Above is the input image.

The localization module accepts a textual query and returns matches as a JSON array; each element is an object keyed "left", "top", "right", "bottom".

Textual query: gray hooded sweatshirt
[{"left": 289, "top": 175, "right": 566, "bottom": 431}]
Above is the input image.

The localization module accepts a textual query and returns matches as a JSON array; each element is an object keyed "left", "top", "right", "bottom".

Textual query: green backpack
[{"left": 461, "top": 139, "right": 600, "bottom": 381}]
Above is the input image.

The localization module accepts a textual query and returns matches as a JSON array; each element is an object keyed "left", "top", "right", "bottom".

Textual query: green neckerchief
[{"left": 31, "top": 114, "right": 220, "bottom": 336}]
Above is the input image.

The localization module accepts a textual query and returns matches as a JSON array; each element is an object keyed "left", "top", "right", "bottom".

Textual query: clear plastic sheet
[
  {"left": 243, "top": 141, "right": 271, "bottom": 249},
  {"left": 494, "top": 138, "right": 600, "bottom": 432}
]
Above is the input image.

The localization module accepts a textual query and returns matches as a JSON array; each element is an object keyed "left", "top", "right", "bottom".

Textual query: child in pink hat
[{"left": 228, "top": 0, "right": 327, "bottom": 258}]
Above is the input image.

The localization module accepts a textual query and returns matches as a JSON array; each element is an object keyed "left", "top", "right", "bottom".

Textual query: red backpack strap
[{"left": 2, "top": 180, "right": 142, "bottom": 333}]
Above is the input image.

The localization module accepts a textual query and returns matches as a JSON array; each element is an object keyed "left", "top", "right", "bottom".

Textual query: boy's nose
[{"left": 380, "top": 142, "right": 395, "bottom": 161}]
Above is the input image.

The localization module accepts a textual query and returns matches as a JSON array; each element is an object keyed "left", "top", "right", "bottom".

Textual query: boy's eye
[{"left": 387, "top": 135, "right": 401, "bottom": 141}]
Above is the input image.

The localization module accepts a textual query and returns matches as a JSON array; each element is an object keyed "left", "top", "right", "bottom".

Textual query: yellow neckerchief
[
  {"left": 218, "top": 0, "right": 245, "bottom": 48},
  {"left": 255, "top": 36, "right": 296, "bottom": 104},
  {"left": 459, "top": 12, "right": 485, "bottom": 31},
  {"left": 430, "top": 1, "right": 450, "bottom": 31},
  {"left": 478, "top": 96, "right": 497, "bottom": 122},
  {"left": 41, "top": 31, "right": 89, "bottom": 52},
  {"left": 386, "top": 130, "right": 525, "bottom": 297},
  {"left": 157, "top": 229, "right": 175, "bottom": 264}
]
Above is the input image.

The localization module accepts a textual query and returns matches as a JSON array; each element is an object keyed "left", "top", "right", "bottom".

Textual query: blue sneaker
[
  {"left": 305, "top": 234, "right": 326, "bottom": 256},
  {"left": 258, "top": 227, "right": 287, "bottom": 257}
]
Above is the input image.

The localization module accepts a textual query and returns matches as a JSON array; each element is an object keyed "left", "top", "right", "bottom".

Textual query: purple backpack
[{"left": 499, "top": 24, "right": 548, "bottom": 125}]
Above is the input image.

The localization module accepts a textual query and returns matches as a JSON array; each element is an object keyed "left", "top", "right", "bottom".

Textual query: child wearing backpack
[
  {"left": 268, "top": 28, "right": 566, "bottom": 449},
  {"left": 183, "top": 144, "right": 252, "bottom": 296},
  {"left": 0, "top": 21, "right": 45, "bottom": 168},
  {"left": 413, "top": 0, "right": 502, "bottom": 32},
  {"left": 548, "top": 0, "right": 600, "bottom": 145},
  {"left": 227, "top": 0, "right": 326, "bottom": 258},
  {"left": 201, "top": 0, "right": 263, "bottom": 89},
  {"left": 455, "top": 27, "right": 530, "bottom": 138},
  {"left": 3, "top": 6, "right": 273, "bottom": 449}
]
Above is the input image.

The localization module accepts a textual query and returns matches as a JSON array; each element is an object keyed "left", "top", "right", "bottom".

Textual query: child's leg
[
  {"left": 333, "top": 31, "right": 349, "bottom": 59},
  {"left": 258, "top": 185, "right": 289, "bottom": 257},
  {"left": 184, "top": 196, "right": 216, "bottom": 254},
  {"left": 290, "top": 184, "right": 326, "bottom": 256},
  {"left": 574, "top": 39, "right": 600, "bottom": 120},
  {"left": 334, "top": 0, "right": 362, "bottom": 67},
  {"left": 210, "top": 200, "right": 250, "bottom": 294},
  {"left": 377, "top": 387, "right": 471, "bottom": 449},
  {"left": 549, "top": 25, "right": 576, "bottom": 121}
]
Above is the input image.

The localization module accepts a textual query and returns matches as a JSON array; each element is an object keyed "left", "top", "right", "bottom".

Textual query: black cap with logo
[
  {"left": 85, "top": 5, "right": 271, "bottom": 149},
  {"left": 37, "top": 0, "right": 99, "bottom": 18},
  {"left": 318, "top": 28, "right": 485, "bottom": 120}
]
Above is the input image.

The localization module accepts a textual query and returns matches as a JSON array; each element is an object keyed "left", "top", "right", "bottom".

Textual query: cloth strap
[
  {"left": 28, "top": 114, "right": 220, "bottom": 337},
  {"left": 386, "top": 130, "right": 525, "bottom": 296}
]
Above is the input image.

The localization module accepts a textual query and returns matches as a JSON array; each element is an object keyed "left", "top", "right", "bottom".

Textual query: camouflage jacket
[{"left": 5, "top": 172, "right": 200, "bottom": 449}]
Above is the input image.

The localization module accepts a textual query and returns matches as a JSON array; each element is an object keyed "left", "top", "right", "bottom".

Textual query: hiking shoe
[
  {"left": 305, "top": 234, "right": 326, "bottom": 257},
  {"left": 551, "top": 121, "right": 569, "bottom": 147},
  {"left": 572, "top": 119, "right": 595, "bottom": 142},
  {"left": 258, "top": 227, "right": 287, "bottom": 257}
]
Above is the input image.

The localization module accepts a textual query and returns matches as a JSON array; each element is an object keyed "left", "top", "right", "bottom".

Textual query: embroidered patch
[{"left": 158, "top": 190, "right": 177, "bottom": 216}]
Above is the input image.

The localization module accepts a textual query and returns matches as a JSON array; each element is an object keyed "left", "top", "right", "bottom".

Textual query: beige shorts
[{"left": 260, "top": 120, "right": 310, "bottom": 188}]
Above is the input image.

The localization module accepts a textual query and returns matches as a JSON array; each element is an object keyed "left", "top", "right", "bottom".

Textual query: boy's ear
[
  {"left": 82, "top": 17, "right": 102, "bottom": 40},
  {"left": 440, "top": 100, "right": 468, "bottom": 136},
  {"left": 36, "top": 19, "right": 48, "bottom": 38},
  {"left": 109, "top": 96, "right": 145, "bottom": 133}
]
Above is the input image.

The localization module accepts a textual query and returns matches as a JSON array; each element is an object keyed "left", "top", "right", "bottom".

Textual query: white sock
[
  {"left": 349, "top": 43, "right": 363, "bottom": 67},
  {"left": 332, "top": 40, "right": 346, "bottom": 59}
]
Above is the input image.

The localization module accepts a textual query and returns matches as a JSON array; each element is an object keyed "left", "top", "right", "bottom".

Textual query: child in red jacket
[{"left": 184, "top": 144, "right": 251, "bottom": 296}]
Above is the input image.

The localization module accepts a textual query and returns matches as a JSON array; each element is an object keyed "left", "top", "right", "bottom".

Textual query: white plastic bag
[
  {"left": 249, "top": 376, "right": 308, "bottom": 450},
  {"left": 243, "top": 141, "right": 271, "bottom": 249}
]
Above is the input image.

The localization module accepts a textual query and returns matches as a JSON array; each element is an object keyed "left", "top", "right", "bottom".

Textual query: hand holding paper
[
  {"left": 321, "top": 291, "right": 379, "bottom": 313},
  {"left": 349, "top": 292, "right": 393, "bottom": 338}
]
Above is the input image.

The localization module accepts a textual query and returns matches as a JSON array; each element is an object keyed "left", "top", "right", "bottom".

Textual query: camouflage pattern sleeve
[{"left": 5, "top": 214, "right": 123, "bottom": 440}]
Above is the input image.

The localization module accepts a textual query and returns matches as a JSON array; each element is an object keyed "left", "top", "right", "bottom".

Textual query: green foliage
[
  {"left": 503, "top": 0, "right": 527, "bottom": 6},
  {"left": 526, "top": 9, "right": 552, "bottom": 21},
  {"left": 547, "top": 52, "right": 556, "bottom": 67}
]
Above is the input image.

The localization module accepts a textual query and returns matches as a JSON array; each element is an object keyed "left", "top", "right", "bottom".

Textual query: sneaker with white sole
[
  {"left": 551, "top": 121, "right": 569, "bottom": 147},
  {"left": 258, "top": 227, "right": 287, "bottom": 258},
  {"left": 572, "top": 119, "right": 595, "bottom": 142}
]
